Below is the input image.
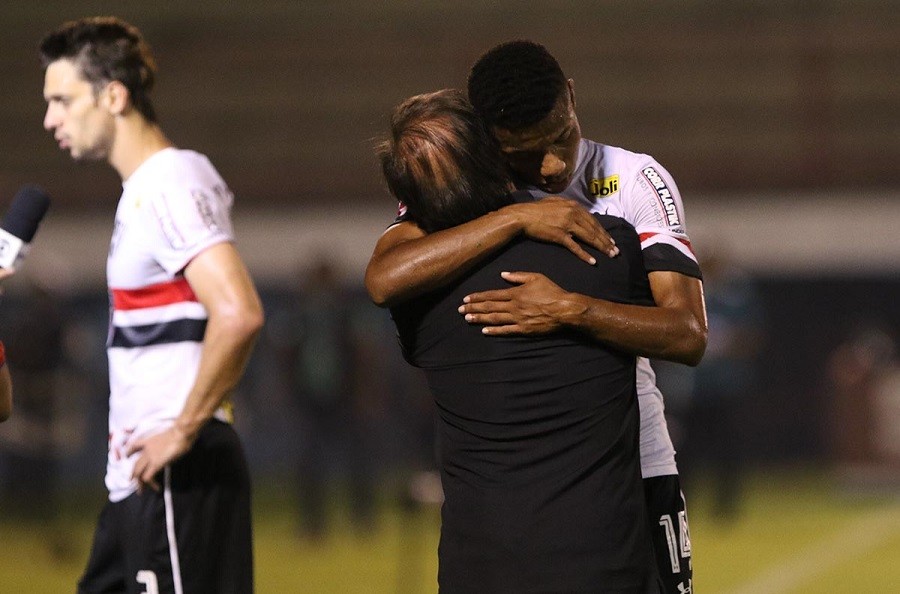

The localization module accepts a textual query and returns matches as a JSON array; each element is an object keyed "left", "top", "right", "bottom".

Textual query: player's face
[
  {"left": 43, "top": 59, "right": 115, "bottom": 162},
  {"left": 492, "top": 86, "right": 581, "bottom": 194}
]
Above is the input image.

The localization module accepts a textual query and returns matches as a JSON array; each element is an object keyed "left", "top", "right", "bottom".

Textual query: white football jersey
[
  {"left": 105, "top": 148, "right": 235, "bottom": 501},
  {"left": 526, "top": 139, "right": 702, "bottom": 477}
]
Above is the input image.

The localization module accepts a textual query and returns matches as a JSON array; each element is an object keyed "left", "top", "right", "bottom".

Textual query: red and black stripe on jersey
[{"left": 109, "top": 276, "right": 207, "bottom": 349}]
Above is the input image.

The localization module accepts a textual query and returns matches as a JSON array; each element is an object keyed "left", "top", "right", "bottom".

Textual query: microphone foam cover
[{"left": 1, "top": 185, "right": 51, "bottom": 243}]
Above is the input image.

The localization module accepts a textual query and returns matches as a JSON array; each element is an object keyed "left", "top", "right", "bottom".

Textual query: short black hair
[
  {"left": 377, "top": 89, "right": 513, "bottom": 233},
  {"left": 467, "top": 40, "right": 567, "bottom": 130},
  {"left": 40, "top": 16, "right": 158, "bottom": 123}
]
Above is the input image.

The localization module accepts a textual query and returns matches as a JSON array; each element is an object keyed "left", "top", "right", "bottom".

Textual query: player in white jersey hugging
[
  {"left": 366, "top": 40, "right": 706, "bottom": 594},
  {"left": 41, "top": 17, "right": 264, "bottom": 594}
]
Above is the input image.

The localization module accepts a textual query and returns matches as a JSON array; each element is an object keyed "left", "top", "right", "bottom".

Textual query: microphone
[{"left": 0, "top": 185, "right": 52, "bottom": 269}]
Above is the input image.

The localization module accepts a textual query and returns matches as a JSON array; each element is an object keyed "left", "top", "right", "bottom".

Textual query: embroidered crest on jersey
[
  {"left": 642, "top": 166, "right": 680, "bottom": 227},
  {"left": 589, "top": 175, "right": 619, "bottom": 198}
]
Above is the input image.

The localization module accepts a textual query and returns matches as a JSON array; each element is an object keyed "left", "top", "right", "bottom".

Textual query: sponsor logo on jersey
[
  {"left": 642, "top": 166, "right": 680, "bottom": 227},
  {"left": 191, "top": 188, "right": 222, "bottom": 234},
  {"left": 589, "top": 175, "right": 619, "bottom": 198}
]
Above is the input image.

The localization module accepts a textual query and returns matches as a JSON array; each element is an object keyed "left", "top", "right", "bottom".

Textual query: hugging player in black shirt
[{"left": 376, "top": 89, "right": 660, "bottom": 593}]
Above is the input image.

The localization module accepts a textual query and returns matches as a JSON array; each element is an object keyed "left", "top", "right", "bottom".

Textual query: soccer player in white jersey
[
  {"left": 41, "top": 17, "right": 264, "bottom": 594},
  {"left": 366, "top": 40, "right": 706, "bottom": 594}
]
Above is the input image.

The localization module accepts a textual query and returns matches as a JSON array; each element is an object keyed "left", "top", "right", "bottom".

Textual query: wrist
[
  {"left": 173, "top": 416, "right": 205, "bottom": 443},
  {"left": 555, "top": 292, "right": 594, "bottom": 329},
  {"left": 494, "top": 204, "right": 527, "bottom": 236}
]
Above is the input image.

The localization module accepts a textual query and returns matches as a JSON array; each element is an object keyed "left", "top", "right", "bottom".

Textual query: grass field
[{"left": 2, "top": 467, "right": 900, "bottom": 593}]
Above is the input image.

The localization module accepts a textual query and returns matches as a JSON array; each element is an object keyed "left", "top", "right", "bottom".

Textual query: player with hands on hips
[{"left": 41, "top": 16, "right": 263, "bottom": 593}]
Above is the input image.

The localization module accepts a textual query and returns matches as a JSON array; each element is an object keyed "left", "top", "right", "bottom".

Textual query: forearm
[
  {"left": 0, "top": 364, "right": 11, "bottom": 422},
  {"left": 366, "top": 209, "right": 523, "bottom": 307},
  {"left": 558, "top": 294, "right": 707, "bottom": 365},
  {"left": 175, "top": 311, "right": 262, "bottom": 438}
]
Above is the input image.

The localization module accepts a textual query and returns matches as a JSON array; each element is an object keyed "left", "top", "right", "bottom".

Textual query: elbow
[
  {"left": 655, "top": 319, "right": 706, "bottom": 367},
  {"left": 364, "top": 263, "right": 396, "bottom": 308},
  {"left": 220, "top": 301, "right": 265, "bottom": 344},
  {"left": 680, "top": 324, "right": 708, "bottom": 367},
  {"left": 365, "top": 277, "right": 390, "bottom": 309},
  {"left": 241, "top": 304, "right": 266, "bottom": 341}
]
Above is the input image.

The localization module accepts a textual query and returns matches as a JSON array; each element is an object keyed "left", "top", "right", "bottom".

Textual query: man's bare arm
[
  {"left": 365, "top": 197, "right": 618, "bottom": 308},
  {"left": 128, "top": 242, "right": 264, "bottom": 489},
  {"left": 0, "top": 364, "right": 11, "bottom": 422},
  {"left": 459, "top": 270, "right": 707, "bottom": 366}
]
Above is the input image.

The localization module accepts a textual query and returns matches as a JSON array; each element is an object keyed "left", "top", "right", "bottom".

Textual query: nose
[
  {"left": 541, "top": 153, "right": 566, "bottom": 179},
  {"left": 43, "top": 105, "right": 58, "bottom": 132}
]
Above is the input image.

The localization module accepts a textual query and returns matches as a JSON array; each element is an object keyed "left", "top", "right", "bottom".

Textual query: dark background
[
  {"left": 1, "top": 1, "right": 898, "bottom": 212},
  {"left": 0, "top": 0, "right": 899, "bottom": 492}
]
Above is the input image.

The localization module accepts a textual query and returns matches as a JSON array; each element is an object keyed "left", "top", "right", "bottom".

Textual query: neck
[{"left": 108, "top": 113, "right": 174, "bottom": 180}]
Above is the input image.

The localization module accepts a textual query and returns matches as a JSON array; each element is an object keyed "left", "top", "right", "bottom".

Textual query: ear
[
  {"left": 567, "top": 78, "right": 576, "bottom": 109},
  {"left": 99, "top": 81, "right": 131, "bottom": 116}
]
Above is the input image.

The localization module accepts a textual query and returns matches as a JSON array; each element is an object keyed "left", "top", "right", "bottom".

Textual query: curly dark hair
[
  {"left": 40, "top": 16, "right": 158, "bottom": 123},
  {"left": 467, "top": 40, "right": 567, "bottom": 130},
  {"left": 377, "top": 89, "right": 513, "bottom": 233}
]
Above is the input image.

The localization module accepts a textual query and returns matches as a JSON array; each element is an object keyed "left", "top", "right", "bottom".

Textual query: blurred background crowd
[{"left": 1, "top": 0, "right": 899, "bottom": 545}]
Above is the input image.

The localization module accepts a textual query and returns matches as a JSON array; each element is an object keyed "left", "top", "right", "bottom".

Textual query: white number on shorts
[
  {"left": 659, "top": 510, "right": 692, "bottom": 574},
  {"left": 136, "top": 570, "right": 159, "bottom": 594}
]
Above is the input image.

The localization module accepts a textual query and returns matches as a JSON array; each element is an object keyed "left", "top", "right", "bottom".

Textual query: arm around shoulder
[
  {"left": 365, "top": 211, "right": 523, "bottom": 308},
  {"left": 365, "top": 198, "right": 618, "bottom": 308}
]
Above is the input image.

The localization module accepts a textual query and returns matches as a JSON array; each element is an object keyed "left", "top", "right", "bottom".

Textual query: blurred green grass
[{"left": 2, "top": 468, "right": 900, "bottom": 593}]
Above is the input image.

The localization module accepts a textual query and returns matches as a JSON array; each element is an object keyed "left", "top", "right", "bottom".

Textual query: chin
[{"left": 73, "top": 148, "right": 107, "bottom": 163}]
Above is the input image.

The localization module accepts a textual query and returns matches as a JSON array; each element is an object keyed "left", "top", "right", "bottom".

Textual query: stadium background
[{"left": 1, "top": 1, "right": 899, "bottom": 592}]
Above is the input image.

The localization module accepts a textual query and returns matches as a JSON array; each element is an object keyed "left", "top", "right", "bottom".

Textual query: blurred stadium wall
[{"left": 1, "top": 1, "right": 899, "bottom": 485}]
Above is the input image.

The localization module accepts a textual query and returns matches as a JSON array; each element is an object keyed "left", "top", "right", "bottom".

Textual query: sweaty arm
[
  {"left": 459, "top": 268, "right": 707, "bottom": 365},
  {"left": 365, "top": 197, "right": 618, "bottom": 308},
  {"left": 128, "top": 242, "right": 264, "bottom": 489}
]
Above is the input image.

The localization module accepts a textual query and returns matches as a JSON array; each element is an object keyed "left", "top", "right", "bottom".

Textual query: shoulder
[
  {"left": 592, "top": 141, "right": 667, "bottom": 178},
  {"left": 146, "top": 149, "right": 224, "bottom": 188},
  {"left": 133, "top": 150, "right": 232, "bottom": 210}
]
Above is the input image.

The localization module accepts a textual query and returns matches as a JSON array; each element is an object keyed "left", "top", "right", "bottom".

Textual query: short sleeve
[
  {"left": 146, "top": 184, "right": 235, "bottom": 275},
  {"left": 625, "top": 160, "right": 702, "bottom": 280}
]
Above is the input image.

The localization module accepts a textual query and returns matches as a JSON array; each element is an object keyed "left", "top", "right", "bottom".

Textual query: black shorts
[
  {"left": 643, "top": 474, "right": 692, "bottom": 594},
  {"left": 78, "top": 420, "right": 253, "bottom": 594}
]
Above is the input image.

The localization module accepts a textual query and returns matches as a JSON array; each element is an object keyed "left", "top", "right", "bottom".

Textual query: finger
[
  {"left": 126, "top": 439, "right": 144, "bottom": 458},
  {"left": 463, "top": 312, "right": 517, "bottom": 325},
  {"left": 499, "top": 271, "right": 540, "bottom": 284},
  {"left": 462, "top": 289, "right": 515, "bottom": 304},
  {"left": 145, "top": 474, "right": 160, "bottom": 492},
  {"left": 481, "top": 324, "right": 529, "bottom": 336},
  {"left": 559, "top": 236, "right": 597, "bottom": 265},
  {"left": 460, "top": 299, "right": 513, "bottom": 315},
  {"left": 131, "top": 456, "right": 147, "bottom": 483},
  {"left": 138, "top": 463, "right": 161, "bottom": 492},
  {"left": 571, "top": 221, "right": 618, "bottom": 258}
]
